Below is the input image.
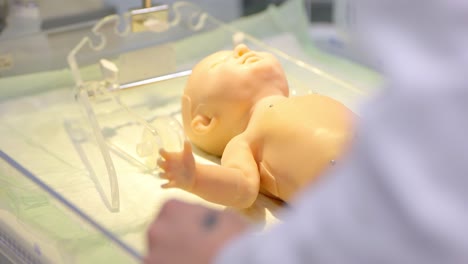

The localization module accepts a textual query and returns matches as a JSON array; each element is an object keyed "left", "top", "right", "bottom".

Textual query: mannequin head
[{"left": 182, "top": 44, "right": 289, "bottom": 156}]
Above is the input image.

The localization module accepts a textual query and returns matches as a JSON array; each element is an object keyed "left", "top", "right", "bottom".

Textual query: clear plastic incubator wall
[{"left": 0, "top": 1, "right": 376, "bottom": 263}]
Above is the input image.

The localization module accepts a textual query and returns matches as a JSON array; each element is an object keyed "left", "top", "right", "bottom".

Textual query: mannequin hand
[
  {"left": 145, "top": 199, "right": 248, "bottom": 264},
  {"left": 158, "top": 141, "right": 196, "bottom": 191}
]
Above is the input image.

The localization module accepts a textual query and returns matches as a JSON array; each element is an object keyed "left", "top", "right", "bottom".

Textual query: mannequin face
[
  {"left": 188, "top": 44, "right": 289, "bottom": 103},
  {"left": 182, "top": 44, "right": 289, "bottom": 156}
]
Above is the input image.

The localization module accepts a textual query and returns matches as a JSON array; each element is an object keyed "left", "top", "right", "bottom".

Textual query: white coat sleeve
[{"left": 215, "top": 0, "right": 468, "bottom": 263}]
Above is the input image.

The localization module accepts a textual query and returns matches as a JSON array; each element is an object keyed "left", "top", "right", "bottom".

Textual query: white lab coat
[{"left": 216, "top": 0, "right": 468, "bottom": 263}]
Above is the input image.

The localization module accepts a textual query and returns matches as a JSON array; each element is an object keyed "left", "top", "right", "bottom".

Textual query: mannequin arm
[{"left": 159, "top": 138, "right": 260, "bottom": 208}]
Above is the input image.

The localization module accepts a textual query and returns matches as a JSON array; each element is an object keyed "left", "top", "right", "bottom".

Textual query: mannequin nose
[{"left": 234, "top": 44, "right": 250, "bottom": 57}]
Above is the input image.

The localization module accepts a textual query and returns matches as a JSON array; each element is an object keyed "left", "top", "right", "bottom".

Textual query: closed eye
[
  {"left": 209, "top": 55, "right": 229, "bottom": 69},
  {"left": 240, "top": 53, "right": 262, "bottom": 64}
]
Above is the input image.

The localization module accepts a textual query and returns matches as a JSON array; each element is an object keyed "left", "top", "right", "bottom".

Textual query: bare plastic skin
[{"left": 158, "top": 44, "right": 355, "bottom": 208}]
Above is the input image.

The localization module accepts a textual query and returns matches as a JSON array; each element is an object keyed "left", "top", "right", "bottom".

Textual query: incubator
[{"left": 0, "top": 1, "right": 380, "bottom": 263}]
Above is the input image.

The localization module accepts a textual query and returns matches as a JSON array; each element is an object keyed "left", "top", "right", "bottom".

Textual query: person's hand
[
  {"left": 145, "top": 199, "right": 249, "bottom": 264},
  {"left": 158, "top": 141, "right": 196, "bottom": 191}
]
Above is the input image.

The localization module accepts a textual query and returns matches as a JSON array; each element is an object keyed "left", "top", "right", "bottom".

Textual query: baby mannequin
[{"left": 158, "top": 44, "right": 355, "bottom": 208}]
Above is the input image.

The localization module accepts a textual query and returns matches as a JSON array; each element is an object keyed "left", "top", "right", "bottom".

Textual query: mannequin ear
[{"left": 191, "top": 114, "right": 217, "bottom": 135}]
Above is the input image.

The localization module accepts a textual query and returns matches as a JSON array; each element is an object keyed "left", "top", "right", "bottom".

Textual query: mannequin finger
[
  {"left": 183, "top": 141, "right": 193, "bottom": 154},
  {"left": 157, "top": 158, "right": 168, "bottom": 170},
  {"left": 161, "top": 180, "right": 177, "bottom": 189}
]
